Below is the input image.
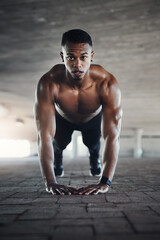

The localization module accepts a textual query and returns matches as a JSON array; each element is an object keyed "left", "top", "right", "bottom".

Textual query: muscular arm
[
  {"left": 34, "top": 75, "right": 77, "bottom": 195},
  {"left": 79, "top": 74, "right": 122, "bottom": 195},
  {"left": 34, "top": 76, "right": 56, "bottom": 186},
  {"left": 101, "top": 75, "right": 122, "bottom": 182}
]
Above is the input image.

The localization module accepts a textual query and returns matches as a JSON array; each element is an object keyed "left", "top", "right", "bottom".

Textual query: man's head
[
  {"left": 61, "top": 29, "right": 92, "bottom": 47},
  {"left": 60, "top": 29, "right": 94, "bottom": 81}
]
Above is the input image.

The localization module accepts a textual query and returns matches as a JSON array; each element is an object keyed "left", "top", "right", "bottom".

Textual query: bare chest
[{"left": 55, "top": 86, "right": 100, "bottom": 115}]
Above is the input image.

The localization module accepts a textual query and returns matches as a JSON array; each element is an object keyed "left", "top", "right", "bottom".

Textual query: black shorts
[{"left": 53, "top": 109, "right": 102, "bottom": 154}]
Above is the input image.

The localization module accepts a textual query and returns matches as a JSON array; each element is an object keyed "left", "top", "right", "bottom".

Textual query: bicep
[
  {"left": 35, "top": 101, "right": 56, "bottom": 139},
  {"left": 34, "top": 79, "right": 56, "bottom": 139},
  {"left": 101, "top": 77, "right": 123, "bottom": 139},
  {"left": 102, "top": 105, "right": 122, "bottom": 139}
]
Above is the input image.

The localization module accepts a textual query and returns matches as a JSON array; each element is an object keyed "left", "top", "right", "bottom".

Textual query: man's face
[{"left": 61, "top": 42, "right": 94, "bottom": 81}]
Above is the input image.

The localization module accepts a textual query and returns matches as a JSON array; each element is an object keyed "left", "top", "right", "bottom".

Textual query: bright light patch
[
  {"left": 66, "top": 142, "right": 72, "bottom": 151},
  {"left": 0, "top": 139, "right": 30, "bottom": 158}
]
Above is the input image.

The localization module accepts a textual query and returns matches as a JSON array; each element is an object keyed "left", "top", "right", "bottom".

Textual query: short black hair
[{"left": 61, "top": 29, "right": 92, "bottom": 47}]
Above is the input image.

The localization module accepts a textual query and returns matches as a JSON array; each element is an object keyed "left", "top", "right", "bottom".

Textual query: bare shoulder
[
  {"left": 36, "top": 64, "right": 64, "bottom": 101},
  {"left": 91, "top": 64, "right": 121, "bottom": 108},
  {"left": 38, "top": 64, "right": 65, "bottom": 86},
  {"left": 90, "top": 64, "right": 110, "bottom": 81}
]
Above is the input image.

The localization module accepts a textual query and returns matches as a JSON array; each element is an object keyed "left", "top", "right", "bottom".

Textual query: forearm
[
  {"left": 38, "top": 135, "right": 57, "bottom": 186},
  {"left": 102, "top": 136, "right": 120, "bottom": 181}
]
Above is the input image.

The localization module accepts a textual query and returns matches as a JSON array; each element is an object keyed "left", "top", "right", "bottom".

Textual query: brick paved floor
[{"left": 0, "top": 156, "right": 160, "bottom": 240}]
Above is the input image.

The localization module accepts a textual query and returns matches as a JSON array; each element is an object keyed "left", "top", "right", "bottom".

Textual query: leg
[
  {"left": 82, "top": 129, "right": 101, "bottom": 176},
  {"left": 81, "top": 112, "right": 102, "bottom": 176},
  {"left": 53, "top": 111, "right": 74, "bottom": 176}
]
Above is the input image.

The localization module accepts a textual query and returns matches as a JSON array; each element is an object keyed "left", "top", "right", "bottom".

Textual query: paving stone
[
  {"left": 134, "top": 223, "right": 160, "bottom": 233},
  {"left": 10, "top": 192, "right": 41, "bottom": 199},
  {"left": 51, "top": 218, "right": 93, "bottom": 227},
  {"left": 58, "top": 205, "right": 87, "bottom": 215},
  {"left": 94, "top": 234, "right": 160, "bottom": 240},
  {"left": 82, "top": 194, "right": 106, "bottom": 203},
  {"left": 0, "top": 198, "right": 33, "bottom": 205},
  {"left": 0, "top": 193, "right": 16, "bottom": 200},
  {"left": 0, "top": 187, "right": 21, "bottom": 193},
  {"left": 0, "top": 205, "right": 29, "bottom": 214},
  {"left": 0, "top": 157, "right": 160, "bottom": 239},
  {"left": 145, "top": 192, "right": 160, "bottom": 202},
  {"left": 19, "top": 207, "right": 58, "bottom": 220},
  {"left": 123, "top": 210, "right": 160, "bottom": 231},
  {"left": 117, "top": 203, "right": 150, "bottom": 211},
  {"left": 149, "top": 206, "right": 160, "bottom": 215},
  {"left": 55, "top": 209, "right": 90, "bottom": 219},
  {"left": 87, "top": 203, "right": 121, "bottom": 214},
  {"left": 88, "top": 209, "right": 123, "bottom": 217},
  {"left": 57, "top": 195, "right": 82, "bottom": 204},
  {"left": 126, "top": 192, "right": 155, "bottom": 203},
  {"left": 105, "top": 193, "right": 131, "bottom": 203},
  {"left": 0, "top": 215, "right": 18, "bottom": 224},
  {"left": 94, "top": 219, "right": 134, "bottom": 234},
  {"left": 0, "top": 220, "right": 53, "bottom": 235},
  {"left": 32, "top": 197, "right": 58, "bottom": 205},
  {"left": 0, "top": 236, "right": 48, "bottom": 240},
  {"left": 52, "top": 226, "right": 93, "bottom": 239}
]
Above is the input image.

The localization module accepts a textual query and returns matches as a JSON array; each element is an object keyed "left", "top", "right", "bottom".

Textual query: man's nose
[{"left": 74, "top": 58, "right": 82, "bottom": 68}]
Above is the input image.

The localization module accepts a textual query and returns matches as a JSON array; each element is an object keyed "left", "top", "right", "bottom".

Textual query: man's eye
[
  {"left": 67, "top": 56, "right": 74, "bottom": 60},
  {"left": 81, "top": 56, "right": 87, "bottom": 60}
]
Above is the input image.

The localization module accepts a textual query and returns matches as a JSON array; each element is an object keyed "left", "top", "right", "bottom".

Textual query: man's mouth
[{"left": 72, "top": 71, "right": 84, "bottom": 77}]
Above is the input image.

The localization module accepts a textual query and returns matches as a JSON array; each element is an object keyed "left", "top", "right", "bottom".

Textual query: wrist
[
  {"left": 45, "top": 180, "right": 57, "bottom": 187},
  {"left": 99, "top": 176, "right": 111, "bottom": 187}
]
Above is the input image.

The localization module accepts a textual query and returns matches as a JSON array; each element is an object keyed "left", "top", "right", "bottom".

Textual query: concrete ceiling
[{"left": 0, "top": 0, "right": 160, "bottom": 141}]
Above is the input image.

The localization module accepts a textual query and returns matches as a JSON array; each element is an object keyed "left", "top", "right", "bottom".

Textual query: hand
[
  {"left": 46, "top": 183, "right": 78, "bottom": 195},
  {"left": 78, "top": 183, "right": 110, "bottom": 195}
]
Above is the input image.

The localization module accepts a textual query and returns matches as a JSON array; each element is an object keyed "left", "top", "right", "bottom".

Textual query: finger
[
  {"left": 101, "top": 186, "right": 109, "bottom": 193},
  {"left": 95, "top": 185, "right": 109, "bottom": 194},
  {"left": 68, "top": 186, "right": 78, "bottom": 191},
  {"left": 51, "top": 188, "right": 57, "bottom": 195},
  {"left": 68, "top": 187, "right": 80, "bottom": 194},
  {"left": 60, "top": 187, "right": 72, "bottom": 195},
  {"left": 80, "top": 187, "right": 95, "bottom": 195},
  {"left": 80, "top": 186, "right": 96, "bottom": 195},
  {"left": 51, "top": 187, "right": 63, "bottom": 195},
  {"left": 46, "top": 187, "right": 52, "bottom": 193},
  {"left": 93, "top": 189, "right": 100, "bottom": 195},
  {"left": 70, "top": 188, "right": 79, "bottom": 194},
  {"left": 84, "top": 188, "right": 97, "bottom": 195},
  {"left": 69, "top": 188, "right": 79, "bottom": 195},
  {"left": 56, "top": 188, "right": 65, "bottom": 195},
  {"left": 59, "top": 187, "right": 71, "bottom": 195},
  {"left": 67, "top": 187, "right": 76, "bottom": 193},
  {"left": 79, "top": 188, "right": 88, "bottom": 195},
  {"left": 58, "top": 185, "right": 76, "bottom": 194},
  {"left": 79, "top": 188, "right": 90, "bottom": 195},
  {"left": 77, "top": 187, "right": 84, "bottom": 193},
  {"left": 63, "top": 188, "right": 71, "bottom": 195}
]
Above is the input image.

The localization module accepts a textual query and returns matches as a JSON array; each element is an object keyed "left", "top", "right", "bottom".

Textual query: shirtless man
[{"left": 34, "top": 29, "right": 122, "bottom": 195}]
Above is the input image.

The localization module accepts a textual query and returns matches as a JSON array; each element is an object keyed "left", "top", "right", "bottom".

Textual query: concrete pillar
[
  {"left": 133, "top": 128, "right": 143, "bottom": 158},
  {"left": 30, "top": 141, "right": 38, "bottom": 155}
]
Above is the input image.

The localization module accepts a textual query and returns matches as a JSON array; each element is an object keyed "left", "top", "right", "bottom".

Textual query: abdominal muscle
[{"left": 55, "top": 103, "right": 102, "bottom": 124}]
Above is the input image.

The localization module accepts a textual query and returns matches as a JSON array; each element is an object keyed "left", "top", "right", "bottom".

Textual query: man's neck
[{"left": 65, "top": 71, "right": 91, "bottom": 89}]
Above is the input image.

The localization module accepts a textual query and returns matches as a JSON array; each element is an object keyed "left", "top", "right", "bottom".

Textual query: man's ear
[
  {"left": 60, "top": 51, "right": 64, "bottom": 62},
  {"left": 91, "top": 50, "right": 94, "bottom": 61}
]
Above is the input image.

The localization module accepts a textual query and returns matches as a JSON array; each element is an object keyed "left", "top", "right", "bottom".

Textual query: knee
[
  {"left": 53, "top": 138, "right": 72, "bottom": 151},
  {"left": 82, "top": 138, "right": 99, "bottom": 150}
]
